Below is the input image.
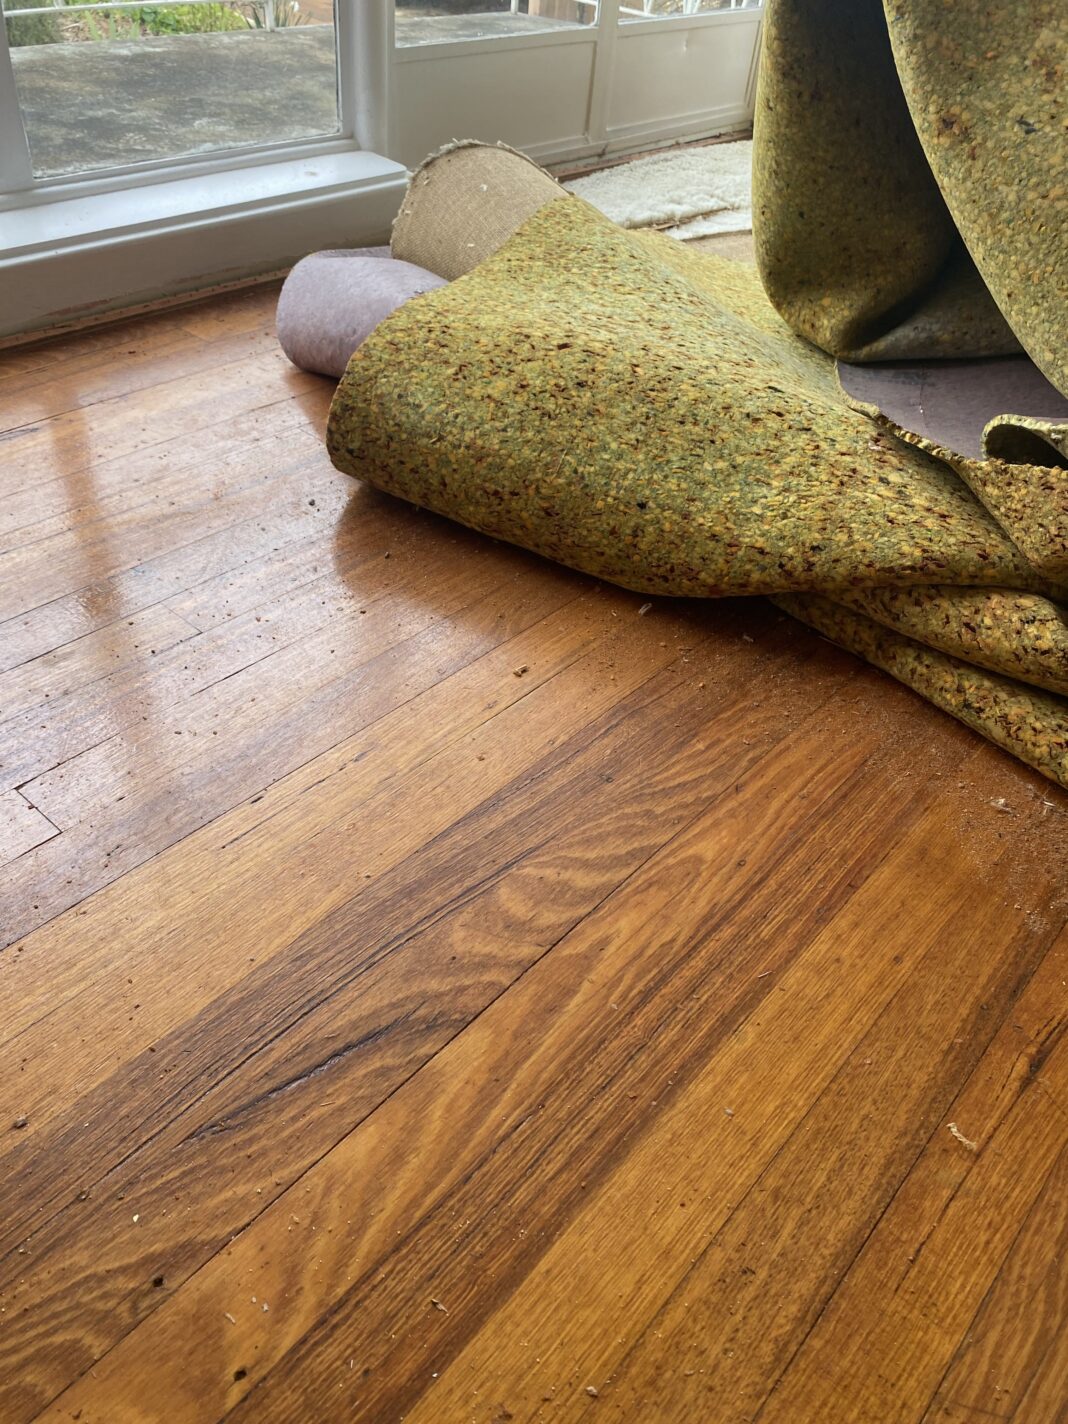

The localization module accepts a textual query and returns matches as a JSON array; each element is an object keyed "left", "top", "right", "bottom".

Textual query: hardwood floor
[{"left": 1, "top": 280, "right": 1066, "bottom": 1424}]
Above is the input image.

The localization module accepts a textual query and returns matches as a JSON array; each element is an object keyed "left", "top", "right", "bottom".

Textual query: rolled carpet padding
[
  {"left": 984, "top": 417, "right": 1068, "bottom": 471},
  {"left": 752, "top": 0, "right": 1067, "bottom": 389},
  {"left": 773, "top": 593, "right": 1068, "bottom": 790},
  {"left": 326, "top": 144, "right": 1068, "bottom": 788},
  {"left": 829, "top": 586, "right": 1068, "bottom": 698},
  {"left": 392, "top": 141, "right": 565, "bottom": 281},
  {"left": 340, "top": 200, "right": 1041, "bottom": 598},
  {"left": 276, "top": 247, "right": 446, "bottom": 378}
]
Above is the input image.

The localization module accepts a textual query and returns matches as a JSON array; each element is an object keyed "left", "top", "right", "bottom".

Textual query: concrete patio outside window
[
  {"left": 7, "top": 3, "right": 588, "bottom": 176},
  {"left": 7, "top": 0, "right": 752, "bottom": 177}
]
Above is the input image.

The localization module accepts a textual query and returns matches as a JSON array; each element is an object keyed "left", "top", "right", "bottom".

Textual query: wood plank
[
  {"left": 376, "top": 765, "right": 1065, "bottom": 1424},
  {"left": 0, "top": 283, "right": 280, "bottom": 384},
  {"left": 0, "top": 603, "right": 197, "bottom": 725},
  {"left": 0, "top": 329, "right": 201, "bottom": 412},
  {"left": 0, "top": 348, "right": 316, "bottom": 501},
  {"left": 0, "top": 590, "right": 763, "bottom": 1178},
  {"left": 160, "top": 519, "right": 360, "bottom": 633},
  {"left": 6, "top": 625, "right": 856, "bottom": 1424},
  {"left": 0, "top": 549, "right": 579, "bottom": 946},
  {"left": 0, "top": 326, "right": 279, "bottom": 433},
  {"left": 0, "top": 576, "right": 744, "bottom": 1059},
  {"left": 0, "top": 789, "right": 58, "bottom": 867},
  {"left": 0, "top": 573, "right": 612, "bottom": 1052},
  {"left": 0, "top": 407, "right": 320, "bottom": 566},
  {"left": 0, "top": 404, "right": 324, "bottom": 593},
  {"left": 0, "top": 605, "right": 827, "bottom": 1422},
  {"left": 920, "top": 1071, "right": 1068, "bottom": 1423},
  {"left": 576, "top": 865, "right": 1064, "bottom": 1421},
  {"left": 0, "top": 385, "right": 323, "bottom": 554},
  {"left": 174, "top": 281, "right": 285, "bottom": 342},
  {"left": 752, "top": 919, "right": 1068, "bottom": 1424},
  {"left": 0, "top": 485, "right": 359, "bottom": 795},
  {"left": 24, "top": 712, "right": 1026, "bottom": 1424},
  {"left": 0, "top": 421, "right": 331, "bottom": 674},
  {"left": 3, "top": 508, "right": 482, "bottom": 805},
  {"left": 0, "top": 319, "right": 199, "bottom": 385},
  {"left": 1002, "top": 1165, "right": 1068, "bottom": 1423}
]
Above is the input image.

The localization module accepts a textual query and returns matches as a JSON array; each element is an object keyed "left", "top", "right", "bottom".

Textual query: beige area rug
[{"left": 564, "top": 139, "right": 752, "bottom": 240}]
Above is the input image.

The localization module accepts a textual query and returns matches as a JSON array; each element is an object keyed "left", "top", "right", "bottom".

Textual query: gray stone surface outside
[
  {"left": 9, "top": 12, "right": 578, "bottom": 176},
  {"left": 12, "top": 28, "right": 340, "bottom": 176}
]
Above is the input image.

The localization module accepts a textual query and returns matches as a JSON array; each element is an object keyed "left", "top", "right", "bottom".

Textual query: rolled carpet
[
  {"left": 324, "top": 2, "right": 1067, "bottom": 788},
  {"left": 752, "top": 0, "right": 1066, "bottom": 385},
  {"left": 277, "top": 247, "right": 446, "bottom": 378}
]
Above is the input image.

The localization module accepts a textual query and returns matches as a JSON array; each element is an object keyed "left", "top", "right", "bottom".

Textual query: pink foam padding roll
[{"left": 276, "top": 247, "right": 447, "bottom": 378}]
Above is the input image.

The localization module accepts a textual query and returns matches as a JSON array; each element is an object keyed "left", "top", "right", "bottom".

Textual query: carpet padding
[{"left": 324, "top": 0, "right": 1066, "bottom": 786}]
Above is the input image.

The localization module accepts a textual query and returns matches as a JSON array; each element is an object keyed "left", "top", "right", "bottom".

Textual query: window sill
[{"left": 0, "top": 147, "right": 408, "bottom": 340}]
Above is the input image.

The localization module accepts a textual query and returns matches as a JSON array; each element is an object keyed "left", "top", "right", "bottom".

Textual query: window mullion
[
  {"left": 587, "top": 0, "right": 621, "bottom": 147},
  {"left": 342, "top": 0, "right": 391, "bottom": 157},
  {"left": 0, "top": 15, "right": 35, "bottom": 192}
]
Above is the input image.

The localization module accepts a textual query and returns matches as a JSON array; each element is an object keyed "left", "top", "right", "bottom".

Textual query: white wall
[
  {"left": 607, "top": 13, "right": 759, "bottom": 151},
  {"left": 393, "top": 33, "right": 598, "bottom": 169},
  {"left": 391, "top": 10, "right": 762, "bottom": 172},
  {"left": 0, "top": 151, "right": 407, "bottom": 339}
]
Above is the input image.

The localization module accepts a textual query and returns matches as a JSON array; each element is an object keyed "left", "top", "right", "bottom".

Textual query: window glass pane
[
  {"left": 620, "top": 0, "right": 759, "bottom": 20},
  {"left": 395, "top": 0, "right": 597, "bottom": 49},
  {"left": 3, "top": 0, "right": 339, "bottom": 177}
]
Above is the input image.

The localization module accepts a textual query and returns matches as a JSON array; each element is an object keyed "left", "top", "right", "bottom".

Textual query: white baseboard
[
  {"left": 523, "top": 109, "right": 750, "bottom": 172},
  {"left": 0, "top": 149, "right": 407, "bottom": 340},
  {"left": 604, "top": 102, "right": 753, "bottom": 153}
]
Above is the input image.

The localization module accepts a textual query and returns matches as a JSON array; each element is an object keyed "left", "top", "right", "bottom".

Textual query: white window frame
[
  {"left": 0, "top": 0, "right": 762, "bottom": 337},
  {"left": 0, "top": 0, "right": 391, "bottom": 202},
  {"left": 0, "top": 0, "right": 406, "bottom": 338},
  {"left": 390, "top": 1, "right": 761, "bottom": 173}
]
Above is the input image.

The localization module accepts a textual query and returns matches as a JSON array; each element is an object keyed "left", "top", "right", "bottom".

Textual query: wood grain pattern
[
  {"left": 1, "top": 279, "right": 1066, "bottom": 1424},
  {"left": 0, "top": 789, "right": 58, "bottom": 867}
]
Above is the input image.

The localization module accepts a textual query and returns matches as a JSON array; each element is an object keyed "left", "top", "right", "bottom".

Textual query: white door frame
[
  {"left": 585, "top": 0, "right": 622, "bottom": 149},
  {"left": 0, "top": 16, "right": 33, "bottom": 191},
  {"left": 391, "top": 3, "right": 761, "bottom": 171}
]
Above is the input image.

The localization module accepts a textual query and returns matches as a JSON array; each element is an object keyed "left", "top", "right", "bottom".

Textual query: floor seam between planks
[
  {"left": 749, "top": 924, "right": 1068, "bottom": 1424},
  {"left": 15, "top": 655, "right": 861, "bottom": 1407}
]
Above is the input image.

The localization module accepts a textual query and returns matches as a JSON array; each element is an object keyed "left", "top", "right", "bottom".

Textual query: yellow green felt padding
[
  {"left": 327, "top": 199, "right": 1067, "bottom": 787},
  {"left": 752, "top": 0, "right": 1067, "bottom": 392}
]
